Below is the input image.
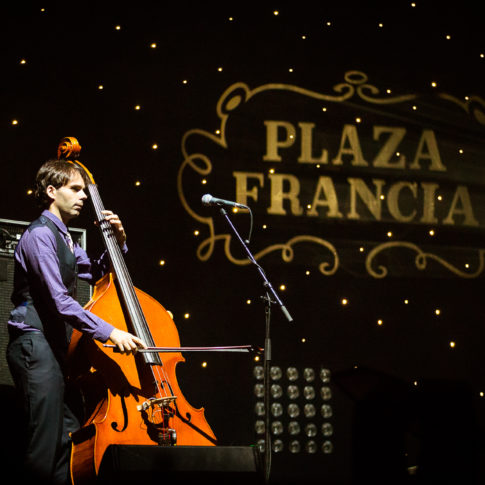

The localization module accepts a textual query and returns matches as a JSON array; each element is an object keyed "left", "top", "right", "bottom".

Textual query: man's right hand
[{"left": 108, "top": 328, "right": 146, "bottom": 355}]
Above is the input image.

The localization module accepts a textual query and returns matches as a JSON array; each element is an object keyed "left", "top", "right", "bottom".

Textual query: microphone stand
[{"left": 218, "top": 207, "right": 293, "bottom": 485}]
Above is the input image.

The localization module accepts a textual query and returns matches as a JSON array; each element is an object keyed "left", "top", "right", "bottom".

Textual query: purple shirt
[{"left": 8, "top": 210, "right": 120, "bottom": 342}]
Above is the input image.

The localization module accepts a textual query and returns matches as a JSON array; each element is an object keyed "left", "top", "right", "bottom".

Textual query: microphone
[{"left": 201, "top": 194, "right": 248, "bottom": 209}]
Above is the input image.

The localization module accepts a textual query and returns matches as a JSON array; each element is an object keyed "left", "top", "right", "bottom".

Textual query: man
[{"left": 6, "top": 159, "right": 145, "bottom": 484}]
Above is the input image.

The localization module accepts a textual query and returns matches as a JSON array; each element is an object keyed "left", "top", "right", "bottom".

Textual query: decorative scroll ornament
[
  {"left": 366, "top": 242, "right": 485, "bottom": 278},
  {"left": 439, "top": 93, "right": 485, "bottom": 125}
]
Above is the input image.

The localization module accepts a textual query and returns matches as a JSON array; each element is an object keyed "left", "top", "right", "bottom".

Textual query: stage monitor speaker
[
  {"left": 0, "top": 218, "right": 91, "bottom": 386},
  {"left": 97, "top": 445, "right": 264, "bottom": 485}
]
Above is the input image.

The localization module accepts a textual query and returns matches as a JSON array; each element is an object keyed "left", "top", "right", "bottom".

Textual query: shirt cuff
[{"left": 93, "top": 321, "right": 115, "bottom": 342}]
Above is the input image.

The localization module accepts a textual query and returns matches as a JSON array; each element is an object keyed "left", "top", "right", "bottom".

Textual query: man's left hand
[{"left": 101, "top": 210, "right": 127, "bottom": 247}]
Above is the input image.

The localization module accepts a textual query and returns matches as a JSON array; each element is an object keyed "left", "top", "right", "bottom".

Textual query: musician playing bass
[{"left": 6, "top": 159, "right": 146, "bottom": 485}]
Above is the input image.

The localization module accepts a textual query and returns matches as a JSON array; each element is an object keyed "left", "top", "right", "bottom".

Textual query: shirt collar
[{"left": 42, "top": 209, "right": 69, "bottom": 236}]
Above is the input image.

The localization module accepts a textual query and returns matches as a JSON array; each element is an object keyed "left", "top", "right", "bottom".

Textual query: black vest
[{"left": 11, "top": 215, "right": 78, "bottom": 353}]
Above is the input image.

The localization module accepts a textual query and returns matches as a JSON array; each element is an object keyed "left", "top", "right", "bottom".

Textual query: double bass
[{"left": 60, "top": 137, "right": 217, "bottom": 484}]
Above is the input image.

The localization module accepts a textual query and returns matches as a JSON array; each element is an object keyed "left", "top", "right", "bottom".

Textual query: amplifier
[{"left": 0, "top": 218, "right": 92, "bottom": 386}]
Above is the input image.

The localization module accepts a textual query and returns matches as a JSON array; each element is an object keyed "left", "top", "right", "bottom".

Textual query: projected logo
[{"left": 178, "top": 71, "right": 485, "bottom": 277}]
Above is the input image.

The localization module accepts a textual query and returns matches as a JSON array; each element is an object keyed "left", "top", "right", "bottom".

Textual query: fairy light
[
  {"left": 98, "top": 85, "right": 104, "bottom": 90},
  {"left": 150, "top": 43, "right": 157, "bottom": 48},
  {"left": 152, "top": 144, "right": 158, "bottom": 149},
  {"left": 20, "top": 59, "right": 27, "bottom": 65},
  {"left": 377, "top": 319, "right": 383, "bottom": 326},
  {"left": 11, "top": 119, "right": 18, "bottom": 125},
  {"left": 341, "top": 298, "right": 348, "bottom": 306},
  {"left": 280, "top": 285, "right": 286, "bottom": 291},
  {"left": 135, "top": 180, "right": 141, "bottom": 186},
  {"left": 184, "top": 313, "right": 190, "bottom": 319},
  {"left": 115, "top": 25, "right": 121, "bottom": 30},
  {"left": 201, "top": 361, "right": 207, "bottom": 368},
  {"left": 435, "top": 308, "right": 441, "bottom": 316},
  {"left": 246, "top": 299, "right": 252, "bottom": 304},
  {"left": 159, "top": 260, "right": 165, "bottom": 266},
  {"left": 194, "top": 230, "right": 199, "bottom": 236},
  {"left": 449, "top": 341, "right": 456, "bottom": 348},
  {"left": 134, "top": 105, "right": 141, "bottom": 110}
]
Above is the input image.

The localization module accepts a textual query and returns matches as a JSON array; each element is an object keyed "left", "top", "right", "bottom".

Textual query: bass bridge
[{"left": 137, "top": 396, "right": 177, "bottom": 446}]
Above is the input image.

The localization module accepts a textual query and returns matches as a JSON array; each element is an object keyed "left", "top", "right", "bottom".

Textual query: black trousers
[{"left": 7, "top": 331, "right": 79, "bottom": 485}]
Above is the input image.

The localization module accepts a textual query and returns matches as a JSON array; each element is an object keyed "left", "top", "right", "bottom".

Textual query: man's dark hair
[{"left": 35, "top": 159, "right": 89, "bottom": 209}]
